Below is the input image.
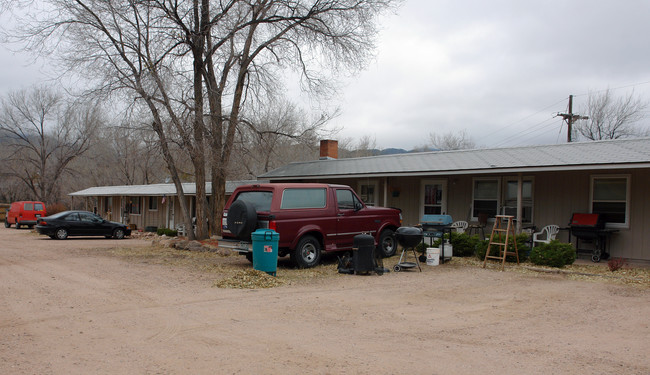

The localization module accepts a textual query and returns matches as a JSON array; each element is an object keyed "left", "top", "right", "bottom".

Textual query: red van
[{"left": 5, "top": 201, "right": 47, "bottom": 229}]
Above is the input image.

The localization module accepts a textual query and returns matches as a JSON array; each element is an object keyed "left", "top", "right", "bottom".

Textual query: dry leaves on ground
[{"left": 103, "top": 243, "right": 649, "bottom": 289}]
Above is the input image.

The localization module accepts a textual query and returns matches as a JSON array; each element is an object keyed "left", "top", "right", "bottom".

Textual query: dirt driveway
[{"left": 1, "top": 226, "right": 649, "bottom": 374}]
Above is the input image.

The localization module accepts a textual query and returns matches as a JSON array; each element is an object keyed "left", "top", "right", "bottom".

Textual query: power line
[
  {"left": 479, "top": 97, "right": 567, "bottom": 144},
  {"left": 573, "top": 79, "right": 650, "bottom": 97},
  {"left": 492, "top": 116, "right": 559, "bottom": 148}
]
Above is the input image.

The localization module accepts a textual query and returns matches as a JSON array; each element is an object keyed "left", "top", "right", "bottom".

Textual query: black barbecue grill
[
  {"left": 568, "top": 213, "right": 618, "bottom": 262},
  {"left": 393, "top": 227, "right": 423, "bottom": 272}
]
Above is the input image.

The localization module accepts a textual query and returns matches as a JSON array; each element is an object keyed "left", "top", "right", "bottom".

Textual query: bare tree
[
  {"left": 429, "top": 129, "right": 476, "bottom": 150},
  {"left": 233, "top": 99, "right": 333, "bottom": 177},
  {"left": 339, "top": 135, "right": 379, "bottom": 158},
  {"left": 0, "top": 86, "right": 96, "bottom": 204},
  {"left": 576, "top": 89, "right": 648, "bottom": 140},
  {"left": 11, "top": 0, "right": 397, "bottom": 238}
]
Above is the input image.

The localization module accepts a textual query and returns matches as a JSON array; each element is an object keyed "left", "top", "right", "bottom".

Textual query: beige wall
[{"left": 285, "top": 168, "right": 649, "bottom": 261}]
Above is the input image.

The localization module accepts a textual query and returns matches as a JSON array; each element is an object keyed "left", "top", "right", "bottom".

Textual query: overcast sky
[
  {"left": 325, "top": 0, "right": 650, "bottom": 149},
  {"left": 2, "top": 0, "right": 650, "bottom": 150}
]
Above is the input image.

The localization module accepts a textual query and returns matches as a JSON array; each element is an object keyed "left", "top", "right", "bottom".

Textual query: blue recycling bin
[{"left": 251, "top": 229, "right": 280, "bottom": 276}]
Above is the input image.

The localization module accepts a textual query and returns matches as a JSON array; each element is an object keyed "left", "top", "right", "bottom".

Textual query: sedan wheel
[
  {"left": 55, "top": 228, "right": 68, "bottom": 240},
  {"left": 113, "top": 228, "right": 125, "bottom": 239}
]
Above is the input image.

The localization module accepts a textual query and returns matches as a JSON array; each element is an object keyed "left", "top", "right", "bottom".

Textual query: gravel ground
[{"left": 1, "top": 226, "right": 649, "bottom": 374}]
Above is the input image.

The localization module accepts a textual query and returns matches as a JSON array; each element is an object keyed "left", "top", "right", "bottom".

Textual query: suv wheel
[
  {"left": 291, "top": 235, "right": 321, "bottom": 268},
  {"left": 378, "top": 228, "right": 397, "bottom": 258},
  {"left": 4, "top": 220, "right": 9, "bottom": 228}
]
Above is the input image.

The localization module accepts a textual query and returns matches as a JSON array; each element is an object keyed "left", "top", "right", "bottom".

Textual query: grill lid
[
  {"left": 569, "top": 213, "right": 604, "bottom": 229},
  {"left": 421, "top": 214, "right": 453, "bottom": 226}
]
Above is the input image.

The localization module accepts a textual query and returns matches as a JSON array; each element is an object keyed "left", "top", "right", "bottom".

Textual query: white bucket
[{"left": 426, "top": 247, "right": 440, "bottom": 266}]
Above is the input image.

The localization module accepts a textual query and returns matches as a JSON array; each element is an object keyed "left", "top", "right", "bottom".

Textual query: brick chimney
[{"left": 319, "top": 139, "right": 338, "bottom": 160}]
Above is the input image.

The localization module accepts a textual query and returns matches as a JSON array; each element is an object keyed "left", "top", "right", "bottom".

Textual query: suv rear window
[
  {"left": 281, "top": 188, "right": 326, "bottom": 209},
  {"left": 235, "top": 191, "right": 273, "bottom": 211},
  {"left": 34, "top": 203, "right": 44, "bottom": 211}
]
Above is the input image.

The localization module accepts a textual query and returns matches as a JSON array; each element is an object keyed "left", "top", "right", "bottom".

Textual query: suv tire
[
  {"left": 378, "top": 228, "right": 397, "bottom": 258},
  {"left": 4, "top": 220, "right": 9, "bottom": 228},
  {"left": 227, "top": 200, "right": 258, "bottom": 240},
  {"left": 291, "top": 235, "right": 321, "bottom": 268}
]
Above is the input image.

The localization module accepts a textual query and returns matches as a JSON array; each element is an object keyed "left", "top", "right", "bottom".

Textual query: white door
[{"left": 421, "top": 179, "right": 447, "bottom": 218}]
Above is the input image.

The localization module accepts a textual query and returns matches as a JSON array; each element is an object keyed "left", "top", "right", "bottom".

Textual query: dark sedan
[{"left": 36, "top": 210, "right": 131, "bottom": 240}]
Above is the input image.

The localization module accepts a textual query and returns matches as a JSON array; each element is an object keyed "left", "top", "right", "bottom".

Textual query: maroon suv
[{"left": 222, "top": 183, "right": 402, "bottom": 268}]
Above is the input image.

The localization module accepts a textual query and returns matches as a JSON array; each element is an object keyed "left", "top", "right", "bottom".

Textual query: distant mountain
[
  {"left": 378, "top": 148, "right": 408, "bottom": 155},
  {"left": 373, "top": 147, "right": 437, "bottom": 155}
]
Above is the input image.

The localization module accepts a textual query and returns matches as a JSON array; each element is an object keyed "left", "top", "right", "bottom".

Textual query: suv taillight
[
  {"left": 221, "top": 210, "right": 228, "bottom": 230},
  {"left": 268, "top": 220, "right": 277, "bottom": 231}
]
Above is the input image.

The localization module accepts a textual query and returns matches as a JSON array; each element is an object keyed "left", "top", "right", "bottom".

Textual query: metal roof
[
  {"left": 258, "top": 138, "right": 650, "bottom": 180},
  {"left": 69, "top": 180, "right": 265, "bottom": 197}
]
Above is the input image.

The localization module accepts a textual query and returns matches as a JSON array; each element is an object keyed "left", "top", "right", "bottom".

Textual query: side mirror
[{"left": 354, "top": 202, "right": 364, "bottom": 211}]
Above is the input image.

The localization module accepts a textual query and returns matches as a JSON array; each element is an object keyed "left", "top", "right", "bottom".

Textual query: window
[
  {"left": 336, "top": 189, "right": 361, "bottom": 210},
  {"left": 358, "top": 181, "right": 378, "bottom": 206},
  {"left": 235, "top": 191, "right": 273, "bottom": 211},
  {"left": 148, "top": 196, "right": 158, "bottom": 211},
  {"left": 65, "top": 213, "right": 80, "bottom": 221},
  {"left": 34, "top": 203, "right": 44, "bottom": 211},
  {"left": 79, "top": 212, "right": 101, "bottom": 223},
  {"left": 129, "top": 198, "right": 141, "bottom": 215},
  {"left": 24, "top": 203, "right": 33, "bottom": 210},
  {"left": 281, "top": 188, "right": 326, "bottom": 209},
  {"left": 591, "top": 175, "right": 629, "bottom": 227},
  {"left": 473, "top": 179, "right": 499, "bottom": 218},
  {"left": 421, "top": 179, "right": 447, "bottom": 216},
  {"left": 503, "top": 178, "right": 534, "bottom": 223}
]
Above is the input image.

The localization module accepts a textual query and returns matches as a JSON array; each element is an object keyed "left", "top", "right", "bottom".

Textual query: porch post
[
  {"left": 516, "top": 173, "right": 523, "bottom": 233},
  {"left": 383, "top": 177, "right": 388, "bottom": 207}
]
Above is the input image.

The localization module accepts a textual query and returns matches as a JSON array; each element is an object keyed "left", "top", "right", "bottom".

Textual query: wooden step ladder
[{"left": 483, "top": 215, "right": 519, "bottom": 270}]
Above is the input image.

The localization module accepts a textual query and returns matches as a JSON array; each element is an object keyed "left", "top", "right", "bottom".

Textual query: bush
[
  {"left": 607, "top": 257, "right": 627, "bottom": 272},
  {"left": 157, "top": 228, "right": 178, "bottom": 237},
  {"left": 475, "top": 233, "right": 530, "bottom": 262},
  {"left": 46, "top": 202, "right": 67, "bottom": 216},
  {"left": 529, "top": 240, "right": 576, "bottom": 268},
  {"left": 429, "top": 232, "right": 481, "bottom": 257}
]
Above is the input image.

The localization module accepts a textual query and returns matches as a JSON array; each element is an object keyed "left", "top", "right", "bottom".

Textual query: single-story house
[
  {"left": 257, "top": 138, "right": 650, "bottom": 263},
  {"left": 70, "top": 180, "right": 263, "bottom": 231}
]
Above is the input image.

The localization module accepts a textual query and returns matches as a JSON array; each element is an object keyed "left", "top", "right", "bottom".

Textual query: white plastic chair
[
  {"left": 532, "top": 225, "right": 559, "bottom": 246},
  {"left": 176, "top": 224, "right": 186, "bottom": 237},
  {"left": 450, "top": 221, "right": 468, "bottom": 234}
]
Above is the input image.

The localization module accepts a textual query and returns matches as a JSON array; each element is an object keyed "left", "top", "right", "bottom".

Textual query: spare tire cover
[{"left": 227, "top": 200, "right": 258, "bottom": 240}]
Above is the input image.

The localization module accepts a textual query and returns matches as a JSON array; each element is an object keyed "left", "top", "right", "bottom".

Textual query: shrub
[
  {"left": 475, "top": 233, "right": 530, "bottom": 262},
  {"left": 157, "top": 228, "right": 178, "bottom": 237},
  {"left": 607, "top": 257, "right": 627, "bottom": 272},
  {"left": 430, "top": 232, "right": 481, "bottom": 257},
  {"left": 529, "top": 240, "right": 576, "bottom": 268},
  {"left": 46, "top": 202, "right": 67, "bottom": 216}
]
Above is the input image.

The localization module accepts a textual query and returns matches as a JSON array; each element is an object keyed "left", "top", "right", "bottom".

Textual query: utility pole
[{"left": 557, "top": 95, "right": 588, "bottom": 142}]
